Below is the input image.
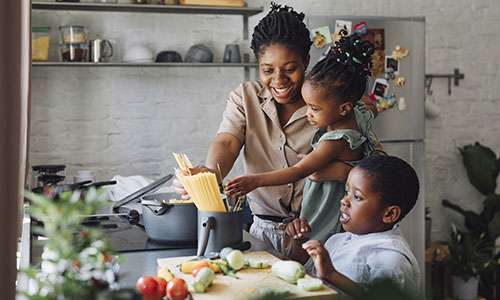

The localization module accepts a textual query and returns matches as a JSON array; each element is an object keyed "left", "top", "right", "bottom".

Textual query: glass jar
[
  {"left": 60, "top": 43, "right": 89, "bottom": 62},
  {"left": 32, "top": 27, "right": 51, "bottom": 62},
  {"left": 59, "top": 25, "right": 88, "bottom": 44}
]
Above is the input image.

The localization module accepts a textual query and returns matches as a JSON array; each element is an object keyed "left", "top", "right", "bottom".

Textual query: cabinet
[{"left": 31, "top": 1, "right": 262, "bottom": 79}]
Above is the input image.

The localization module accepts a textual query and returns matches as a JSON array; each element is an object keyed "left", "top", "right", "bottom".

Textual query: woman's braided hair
[
  {"left": 307, "top": 31, "right": 374, "bottom": 103},
  {"left": 251, "top": 2, "right": 312, "bottom": 62}
]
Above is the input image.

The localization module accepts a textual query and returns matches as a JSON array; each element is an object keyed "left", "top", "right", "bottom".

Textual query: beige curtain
[{"left": 0, "top": 0, "right": 30, "bottom": 298}]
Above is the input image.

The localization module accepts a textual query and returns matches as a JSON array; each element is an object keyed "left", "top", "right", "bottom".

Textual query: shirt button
[
  {"left": 280, "top": 134, "right": 283, "bottom": 138},
  {"left": 278, "top": 146, "right": 282, "bottom": 150},
  {"left": 288, "top": 184, "right": 292, "bottom": 188}
]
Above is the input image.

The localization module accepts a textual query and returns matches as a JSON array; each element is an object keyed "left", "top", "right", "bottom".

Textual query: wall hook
[{"left": 424, "top": 68, "right": 464, "bottom": 95}]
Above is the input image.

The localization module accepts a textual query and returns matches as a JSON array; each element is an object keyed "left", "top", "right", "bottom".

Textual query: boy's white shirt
[{"left": 304, "top": 225, "right": 420, "bottom": 299}]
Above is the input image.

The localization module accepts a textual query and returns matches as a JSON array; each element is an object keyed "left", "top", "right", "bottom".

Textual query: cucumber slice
[
  {"left": 297, "top": 278, "right": 323, "bottom": 292},
  {"left": 248, "top": 258, "right": 269, "bottom": 268},
  {"left": 193, "top": 267, "right": 215, "bottom": 293},
  {"left": 225, "top": 249, "right": 244, "bottom": 270},
  {"left": 219, "top": 247, "right": 234, "bottom": 261},
  {"left": 259, "top": 287, "right": 291, "bottom": 299}
]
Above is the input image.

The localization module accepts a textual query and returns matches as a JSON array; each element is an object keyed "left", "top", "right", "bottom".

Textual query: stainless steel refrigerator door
[
  {"left": 381, "top": 141, "right": 425, "bottom": 291},
  {"left": 306, "top": 16, "right": 425, "bottom": 141}
]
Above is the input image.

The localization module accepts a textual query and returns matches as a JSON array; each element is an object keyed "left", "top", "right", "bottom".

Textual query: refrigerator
[{"left": 306, "top": 16, "right": 426, "bottom": 290}]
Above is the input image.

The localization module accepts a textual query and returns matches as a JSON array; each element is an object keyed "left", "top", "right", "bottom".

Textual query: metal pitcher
[
  {"left": 197, "top": 209, "right": 242, "bottom": 256},
  {"left": 89, "top": 39, "right": 114, "bottom": 63}
]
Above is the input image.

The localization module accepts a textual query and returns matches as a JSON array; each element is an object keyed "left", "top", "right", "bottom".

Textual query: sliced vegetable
[
  {"left": 219, "top": 247, "right": 234, "bottom": 261},
  {"left": 191, "top": 261, "right": 211, "bottom": 277},
  {"left": 192, "top": 267, "right": 215, "bottom": 293},
  {"left": 297, "top": 278, "right": 323, "bottom": 291},
  {"left": 259, "top": 286, "right": 291, "bottom": 299},
  {"left": 157, "top": 267, "right": 174, "bottom": 282},
  {"left": 214, "top": 261, "right": 238, "bottom": 279},
  {"left": 225, "top": 249, "right": 244, "bottom": 270},
  {"left": 247, "top": 258, "right": 269, "bottom": 269},
  {"left": 271, "top": 260, "right": 305, "bottom": 283},
  {"left": 180, "top": 260, "right": 220, "bottom": 274}
]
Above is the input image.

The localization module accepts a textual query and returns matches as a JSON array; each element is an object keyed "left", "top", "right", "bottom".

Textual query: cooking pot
[
  {"left": 197, "top": 209, "right": 242, "bottom": 256},
  {"left": 141, "top": 193, "right": 198, "bottom": 244},
  {"left": 185, "top": 45, "right": 213, "bottom": 63}
]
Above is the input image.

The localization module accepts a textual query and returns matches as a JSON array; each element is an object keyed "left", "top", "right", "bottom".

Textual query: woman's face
[
  {"left": 258, "top": 44, "right": 309, "bottom": 105},
  {"left": 339, "top": 167, "right": 390, "bottom": 234}
]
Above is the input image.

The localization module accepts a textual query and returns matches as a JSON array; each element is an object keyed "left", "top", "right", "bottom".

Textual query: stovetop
[{"left": 82, "top": 215, "right": 197, "bottom": 252}]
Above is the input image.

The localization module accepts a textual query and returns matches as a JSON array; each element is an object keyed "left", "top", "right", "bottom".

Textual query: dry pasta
[{"left": 173, "top": 153, "right": 226, "bottom": 212}]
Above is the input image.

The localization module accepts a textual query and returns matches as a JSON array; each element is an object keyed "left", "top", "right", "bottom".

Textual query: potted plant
[
  {"left": 18, "top": 187, "right": 140, "bottom": 300},
  {"left": 444, "top": 224, "right": 492, "bottom": 300},
  {"left": 442, "top": 142, "right": 500, "bottom": 298}
]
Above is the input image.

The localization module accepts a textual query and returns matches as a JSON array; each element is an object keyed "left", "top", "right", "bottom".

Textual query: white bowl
[{"left": 123, "top": 45, "right": 154, "bottom": 63}]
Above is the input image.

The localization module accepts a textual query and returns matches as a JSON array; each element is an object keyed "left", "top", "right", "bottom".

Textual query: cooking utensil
[
  {"left": 197, "top": 209, "right": 242, "bottom": 256},
  {"left": 141, "top": 193, "right": 198, "bottom": 244},
  {"left": 189, "top": 240, "right": 251, "bottom": 261},
  {"left": 89, "top": 39, "right": 114, "bottom": 63}
]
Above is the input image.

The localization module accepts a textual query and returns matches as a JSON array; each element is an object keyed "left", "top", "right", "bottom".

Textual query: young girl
[
  {"left": 225, "top": 32, "right": 378, "bottom": 243},
  {"left": 288, "top": 155, "right": 421, "bottom": 299}
]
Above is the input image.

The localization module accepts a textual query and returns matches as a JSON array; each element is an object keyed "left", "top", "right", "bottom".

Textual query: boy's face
[
  {"left": 340, "top": 167, "right": 393, "bottom": 234},
  {"left": 258, "top": 44, "right": 309, "bottom": 105}
]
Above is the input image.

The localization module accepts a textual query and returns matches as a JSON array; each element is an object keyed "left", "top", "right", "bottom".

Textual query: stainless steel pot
[{"left": 141, "top": 193, "right": 198, "bottom": 244}]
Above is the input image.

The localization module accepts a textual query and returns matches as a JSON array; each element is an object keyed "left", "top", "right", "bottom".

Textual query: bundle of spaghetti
[{"left": 173, "top": 153, "right": 226, "bottom": 212}]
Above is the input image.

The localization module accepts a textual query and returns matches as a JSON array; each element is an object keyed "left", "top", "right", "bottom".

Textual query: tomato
[
  {"left": 167, "top": 277, "right": 189, "bottom": 300},
  {"left": 191, "top": 261, "right": 211, "bottom": 277},
  {"left": 153, "top": 276, "right": 167, "bottom": 297},
  {"left": 136, "top": 276, "right": 162, "bottom": 300}
]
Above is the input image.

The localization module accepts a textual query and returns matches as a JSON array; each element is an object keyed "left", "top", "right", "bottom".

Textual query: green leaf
[
  {"left": 459, "top": 142, "right": 500, "bottom": 195},
  {"left": 487, "top": 211, "right": 500, "bottom": 240},
  {"left": 482, "top": 194, "right": 500, "bottom": 221}
]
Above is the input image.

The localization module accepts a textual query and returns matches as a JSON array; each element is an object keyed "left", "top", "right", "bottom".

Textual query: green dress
[{"left": 299, "top": 101, "right": 377, "bottom": 243}]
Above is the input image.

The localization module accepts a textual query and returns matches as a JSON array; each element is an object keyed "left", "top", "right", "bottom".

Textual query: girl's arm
[
  {"left": 302, "top": 240, "right": 363, "bottom": 298},
  {"left": 225, "top": 139, "right": 350, "bottom": 197}
]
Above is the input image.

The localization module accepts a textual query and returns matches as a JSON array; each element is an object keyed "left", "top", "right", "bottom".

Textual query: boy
[{"left": 287, "top": 155, "right": 420, "bottom": 299}]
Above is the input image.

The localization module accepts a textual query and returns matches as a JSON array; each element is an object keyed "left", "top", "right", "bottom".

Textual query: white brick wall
[{"left": 31, "top": 0, "right": 500, "bottom": 241}]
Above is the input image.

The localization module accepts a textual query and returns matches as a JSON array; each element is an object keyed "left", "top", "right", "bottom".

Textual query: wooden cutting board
[{"left": 158, "top": 251, "right": 338, "bottom": 300}]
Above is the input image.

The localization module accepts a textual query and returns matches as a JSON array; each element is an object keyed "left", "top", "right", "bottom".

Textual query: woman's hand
[
  {"left": 225, "top": 175, "right": 261, "bottom": 197},
  {"left": 302, "top": 240, "right": 336, "bottom": 281},
  {"left": 286, "top": 218, "right": 311, "bottom": 239}
]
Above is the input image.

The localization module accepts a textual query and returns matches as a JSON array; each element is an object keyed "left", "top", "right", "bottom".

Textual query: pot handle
[
  {"left": 197, "top": 216, "right": 215, "bottom": 256},
  {"left": 143, "top": 201, "right": 173, "bottom": 216}
]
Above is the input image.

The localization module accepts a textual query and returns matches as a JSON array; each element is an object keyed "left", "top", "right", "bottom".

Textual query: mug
[
  {"left": 89, "top": 39, "right": 114, "bottom": 63},
  {"left": 223, "top": 44, "right": 241, "bottom": 63}
]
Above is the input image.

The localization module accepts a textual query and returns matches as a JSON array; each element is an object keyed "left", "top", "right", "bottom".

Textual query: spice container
[
  {"left": 60, "top": 43, "right": 88, "bottom": 62},
  {"left": 32, "top": 27, "right": 51, "bottom": 62},
  {"left": 59, "top": 25, "right": 88, "bottom": 43}
]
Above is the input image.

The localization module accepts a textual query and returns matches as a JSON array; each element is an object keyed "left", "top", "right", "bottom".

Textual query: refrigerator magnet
[
  {"left": 354, "top": 22, "right": 367, "bottom": 35},
  {"left": 371, "top": 78, "right": 390, "bottom": 99},
  {"left": 385, "top": 67, "right": 396, "bottom": 80},
  {"left": 375, "top": 94, "right": 397, "bottom": 112},
  {"left": 332, "top": 20, "right": 352, "bottom": 42},
  {"left": 396, "top": 76, "right": 406, "bottom": 87},
  {"left": 385, "top": 56, "right": 400, "bottom": 75},
  {"left": 391, "top": 45, "right": 410, "bottom": 60},
  {"left": 311, "top": 26, "right": 332, "bottom": 48}
]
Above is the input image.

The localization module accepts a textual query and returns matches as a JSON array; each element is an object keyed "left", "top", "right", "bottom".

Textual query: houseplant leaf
[
  {"left": 487, "top": 211, "right": 500, "bottom": 240},
  {"left": 459, "top": 143, "right": 500, "bottom": 195},
  {"left": 482, "top": 194, "right": 500, "bottom": 221}
]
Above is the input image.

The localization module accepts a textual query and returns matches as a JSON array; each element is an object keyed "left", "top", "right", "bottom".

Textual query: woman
[{"left": 174, "top": 3, "right": 382, "bottom": 256}]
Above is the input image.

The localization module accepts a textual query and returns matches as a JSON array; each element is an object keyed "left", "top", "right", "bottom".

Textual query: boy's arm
[
  {"left": 225, "top": 139, "right": 349, "bottom": 197},
  {"left": 303, "top": 240, "right": 364, "bottom": 298}
]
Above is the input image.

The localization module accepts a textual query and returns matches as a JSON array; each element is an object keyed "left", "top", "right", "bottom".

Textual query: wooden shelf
[
  {"left": 32, "top": 1, "right": 263, "bottom": 16},
  {"left": 32, "top": 62, "right": 258, "bottom": 67}
]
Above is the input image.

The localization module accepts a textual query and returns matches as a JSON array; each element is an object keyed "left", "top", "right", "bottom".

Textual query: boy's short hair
[{"left": 357, "top": 155, "right": 419, "bottom": 222}]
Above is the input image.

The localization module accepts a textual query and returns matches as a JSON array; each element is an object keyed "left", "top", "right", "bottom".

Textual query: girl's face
[
  {"left": 258, "top": 44, "right": 309, "bottom": 105},
  {"left": 339, "top": 167, "right": 392, "bottom": 234},
  {"left": 302, "top": 80, "right": 343, "bottom": 129}
]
